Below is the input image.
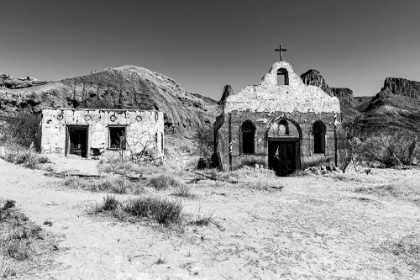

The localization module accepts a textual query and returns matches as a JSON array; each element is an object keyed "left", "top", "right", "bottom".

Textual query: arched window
[
  {"left": 278, "top": 119, "right": 289, "bottom": 135},
  {"left": 313, "top": 121, "right": 326, "bottom": 154},
  {"left": 242, "top": 120, "right": 255, "bottom": 154},
  {"left": 277, "top": 68, "right": 289, "bottom": 86}
]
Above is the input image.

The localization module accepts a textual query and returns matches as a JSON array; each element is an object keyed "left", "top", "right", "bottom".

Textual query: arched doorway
[{"left": 267, "top": 119, "right": 301, "bottom": 176}]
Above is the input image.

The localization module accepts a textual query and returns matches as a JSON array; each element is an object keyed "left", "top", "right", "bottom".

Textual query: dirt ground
[{"left": 1, "top": 156, "right": 420, "bottom": 280}]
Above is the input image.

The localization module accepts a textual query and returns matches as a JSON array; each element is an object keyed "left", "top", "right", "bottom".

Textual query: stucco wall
[
  {"left": 40, "top": 109, "right": 164, "bottom": 158},
  {"left": 214, "top": 61, "right": 341, "bottom": 171},
  {"left": 224, "top": 61, "right": 341, "bottom": 114}
]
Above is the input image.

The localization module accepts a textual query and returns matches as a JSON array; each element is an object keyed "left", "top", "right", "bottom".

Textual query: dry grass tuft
[
  {"left": 172, "top": 185, "right": 196, "bottom": 198},
  {"left": 0, "top": 199, "right": 57, "bottom": 278},
  {"left": 354, "top": 178, "right": 420, "bottom": 204},
  {"left": 63, "top": 176, "right": 144, "bottom": 195},
  {"left": 147, "top": 174, "right": 182, "bottom": 191},
  {"left": 94, "top": 195, "right": 183, "bottom": 225},
  {"left": 0, "top": 148, "right": 48, "bottom": 169},
  {"left": 377, "top": 234, "right": 420, "bottom": 273}
]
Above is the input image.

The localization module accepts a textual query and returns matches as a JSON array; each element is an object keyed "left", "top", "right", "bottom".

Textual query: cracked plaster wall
[
  {"left": 215, "top": 61, "right": 342, "bottom": 171},
  {"left": 224, "top": 61, "right": 340, "bottom": 114},
  {"left": 41, "top": 109, "right": 164, "bottom": 158}
]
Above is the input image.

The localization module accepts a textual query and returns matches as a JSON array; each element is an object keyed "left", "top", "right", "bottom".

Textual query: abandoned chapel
[
  {"left": 40, "top": 109, "right": 164, "bottom": 159},
  {"left": 213, "top": 57, "right": 342, "bottom": 176}
]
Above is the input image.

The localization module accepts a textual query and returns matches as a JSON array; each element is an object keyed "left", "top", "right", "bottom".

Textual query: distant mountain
[
  {"left": 0, "top": 66, "right": 219, "bottom": 135},
  {"left": 300, "top": 69, "right": 359, "bottom": 120},
  {"left": 354, "top": 78, "right": 420, "bottom": 133},
  {"left": 300, "top": 70, "right": 420, "bottom": 134}
]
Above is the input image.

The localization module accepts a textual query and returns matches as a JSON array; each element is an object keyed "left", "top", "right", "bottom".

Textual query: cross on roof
[{"left": 275, "top": 44, "right": 287, "bottom": 61}]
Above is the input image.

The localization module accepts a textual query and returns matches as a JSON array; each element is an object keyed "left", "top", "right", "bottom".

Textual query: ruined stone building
[
  {"left": 40, "top": 109, "right": 164, "bottom": 159},
  {"left": 213, "top": 61, "right": 341, "bottom": 176}
]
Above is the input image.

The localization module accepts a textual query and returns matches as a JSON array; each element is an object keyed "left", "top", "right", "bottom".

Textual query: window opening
[
  {"left": 109, "top": 127, "right": 126, "bottom": 149},
  {"left": 242, "top": 121, "right": 255, "bottom": 154},
  {"left": 313, "top": 121, "right": 326, "bottom": 154},
  {"left": 277, "top": 68, "right": 289, "bottom": 86}
]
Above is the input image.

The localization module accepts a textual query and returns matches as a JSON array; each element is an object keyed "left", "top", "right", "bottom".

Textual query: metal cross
[{"left": 275, "top": 44, "right": 287, "bottom": 61}]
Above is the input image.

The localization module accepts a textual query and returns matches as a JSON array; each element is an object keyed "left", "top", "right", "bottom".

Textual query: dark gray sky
[{"left": 1, "top": 0, "right": 419, "bottom": 100}]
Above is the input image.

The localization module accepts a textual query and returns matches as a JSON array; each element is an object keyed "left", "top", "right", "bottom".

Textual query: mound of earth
[{"left": 0, "top": 66, "right": 220, "bottom": 136}]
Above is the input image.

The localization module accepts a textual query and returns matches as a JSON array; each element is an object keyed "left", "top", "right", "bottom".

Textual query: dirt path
[{"left": 1, "top": 158, "right": 420, "bottom": 279}]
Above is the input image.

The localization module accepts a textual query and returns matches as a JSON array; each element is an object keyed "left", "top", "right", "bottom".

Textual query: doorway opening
[
  {"left": 66, "top": 126, "right": 88, "bottom": 158},
  {"left": 268, "top": 140, "right": 300, "bottom": 177}
]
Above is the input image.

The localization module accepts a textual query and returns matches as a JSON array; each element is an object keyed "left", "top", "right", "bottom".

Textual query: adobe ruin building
[
  {"left": 40, "top": 109, "right": 164, "bottom": 159},
  {"left": 213, "top": 60, "right": 342, "bottom": 176}
]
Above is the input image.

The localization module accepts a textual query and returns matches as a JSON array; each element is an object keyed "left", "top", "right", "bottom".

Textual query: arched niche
[{"left": 267, "top": 118, "right": 300, "bottom": 139}]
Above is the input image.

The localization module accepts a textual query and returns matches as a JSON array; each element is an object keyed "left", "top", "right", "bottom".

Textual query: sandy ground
[{"left": 1, "top": 156, "right": 420, "bottom": 279}]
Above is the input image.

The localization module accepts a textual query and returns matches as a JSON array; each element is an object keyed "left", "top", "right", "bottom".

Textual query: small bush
[
  {"left": 0, "top": 148, "right": 42, "bottom": 169},
  {"left": 124, "top": 197, "right": 183, "bottom": 224},
  {"left": 147, "top": 175, "right": 182, "bottom": 191},
  {"left": 94, "top": 196, "right": 183, "bottom": 225},
  {"left": 173, "top": 185, "right": 195, "bottom": 198},
  {"left": 0, "top": 112, "right": 41, "bottom": 147},
  {"left": 101, "top": 196, "right": 120, "bottom": 211},
  {"left": 63, "top": 176, "right": 144, "bottom": 195}
]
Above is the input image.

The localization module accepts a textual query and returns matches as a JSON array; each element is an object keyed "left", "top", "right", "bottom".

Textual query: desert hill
[
  {"left": 0, "top": 66, "right": 219, "bottom": 136},
  {"left": 354, "top": 78, "right": 420, "bottom": 133},
  {"left": 300, "top": 70, "right": 420, "bottom": 134}
]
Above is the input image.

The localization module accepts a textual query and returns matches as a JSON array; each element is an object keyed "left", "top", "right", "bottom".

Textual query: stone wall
[
  {"left": 40, "top": 109, "right": 164, "bottom": 158},
  {"left": 216, "top": 111, "right": 337, "bottom": 170},
  {"left": 214, "top": 61, "right": 341, "bottom": 172}
]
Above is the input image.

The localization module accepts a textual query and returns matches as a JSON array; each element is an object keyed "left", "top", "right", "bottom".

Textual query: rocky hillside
[
  {"left": 0, "top": 66, "right": 219, "bottom": 135},
  {"left": 300, "top": 70, "right": 420, "bottom": 134},
  {"left": 300, "top": 69, "right": 358, "bottom": 120},
  {"left": 355, "top": 81, "right": 420, "bottom": 133}
]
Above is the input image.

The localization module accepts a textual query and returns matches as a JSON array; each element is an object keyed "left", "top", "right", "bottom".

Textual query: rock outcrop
[
  {"left": 0, "top": 73, "right": 48, "bottom": 89},
  {"left": 300, "top": 70, "right": 358, "bottom": 119},
  {"left": 218, "top": 85, "right": 234, "bottom": 105},
  {"left": 0, "top": 66, "right": 219, "bottom": 136},
  {"left": 382, "top": 77, "right": 420, "bottom": 99},
  {"left": 352, "top": 77, "right": 420, "bottom": 134}
]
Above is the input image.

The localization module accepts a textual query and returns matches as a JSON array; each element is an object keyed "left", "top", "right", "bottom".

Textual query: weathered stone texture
[
  {"left": 41, "top": 109, "right": 164, "bottom": 158},
  {"left": 225, "top": 62, "right": 340, "bottom": 114},
  {"left": 214, "top": 61, "right": 341, "bottom": 172},
  {"left": 0, "top": 73, "right": 48, "bottom": 89},
  {"left": 382, "top": 77, "right": 420, "bottom": 99}
]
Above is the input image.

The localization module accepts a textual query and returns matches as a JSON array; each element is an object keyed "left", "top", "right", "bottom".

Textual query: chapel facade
[{"left": 213, "top": 60, "right": 341, "bottom": 176}]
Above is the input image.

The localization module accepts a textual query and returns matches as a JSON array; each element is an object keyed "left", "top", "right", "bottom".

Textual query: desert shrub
[
  {"left": 94, "top": 195, "right": 183, "bottom": 225},
  {"left": 0, "top": 112, "right": 41, "bottom": 147},
  {"left": 197, "top": 125, "right": 213, "bottom": 157},
  {"left": 102, "top": 196, "right": 120, "bottom": 211},
  {"left": 124, "top": 197, "right": 183, "bottom": 224},
  {"left": 344, "top": 131, "right": 419, "bottom": 170},
  {"left": 147, "top": 174, "right": 182, "bottom": 191},
  {"left": 63, "top": 176, "right": 143, "bottom": 195},
  {"left": 172, "top": 185, "right": 195, "bottom": 198},
  {"left": 0, "top": 148, "right": 43, "bottom": 169},
  {"left": 0, "top": 199, "right": 57, "bottom": 277}
]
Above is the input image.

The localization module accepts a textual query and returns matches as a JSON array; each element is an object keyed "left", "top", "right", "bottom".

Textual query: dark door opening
[
  {"left": 67, "top": 126, "right": 88, "bottom": 158},
  {"left": 268, "top": 140, "right": 300, "bottom": 176}
]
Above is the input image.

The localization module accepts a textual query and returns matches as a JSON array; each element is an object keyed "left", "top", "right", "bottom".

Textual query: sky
[{"left": 1, "top": 0, "right": 419, "bottom": 100}]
